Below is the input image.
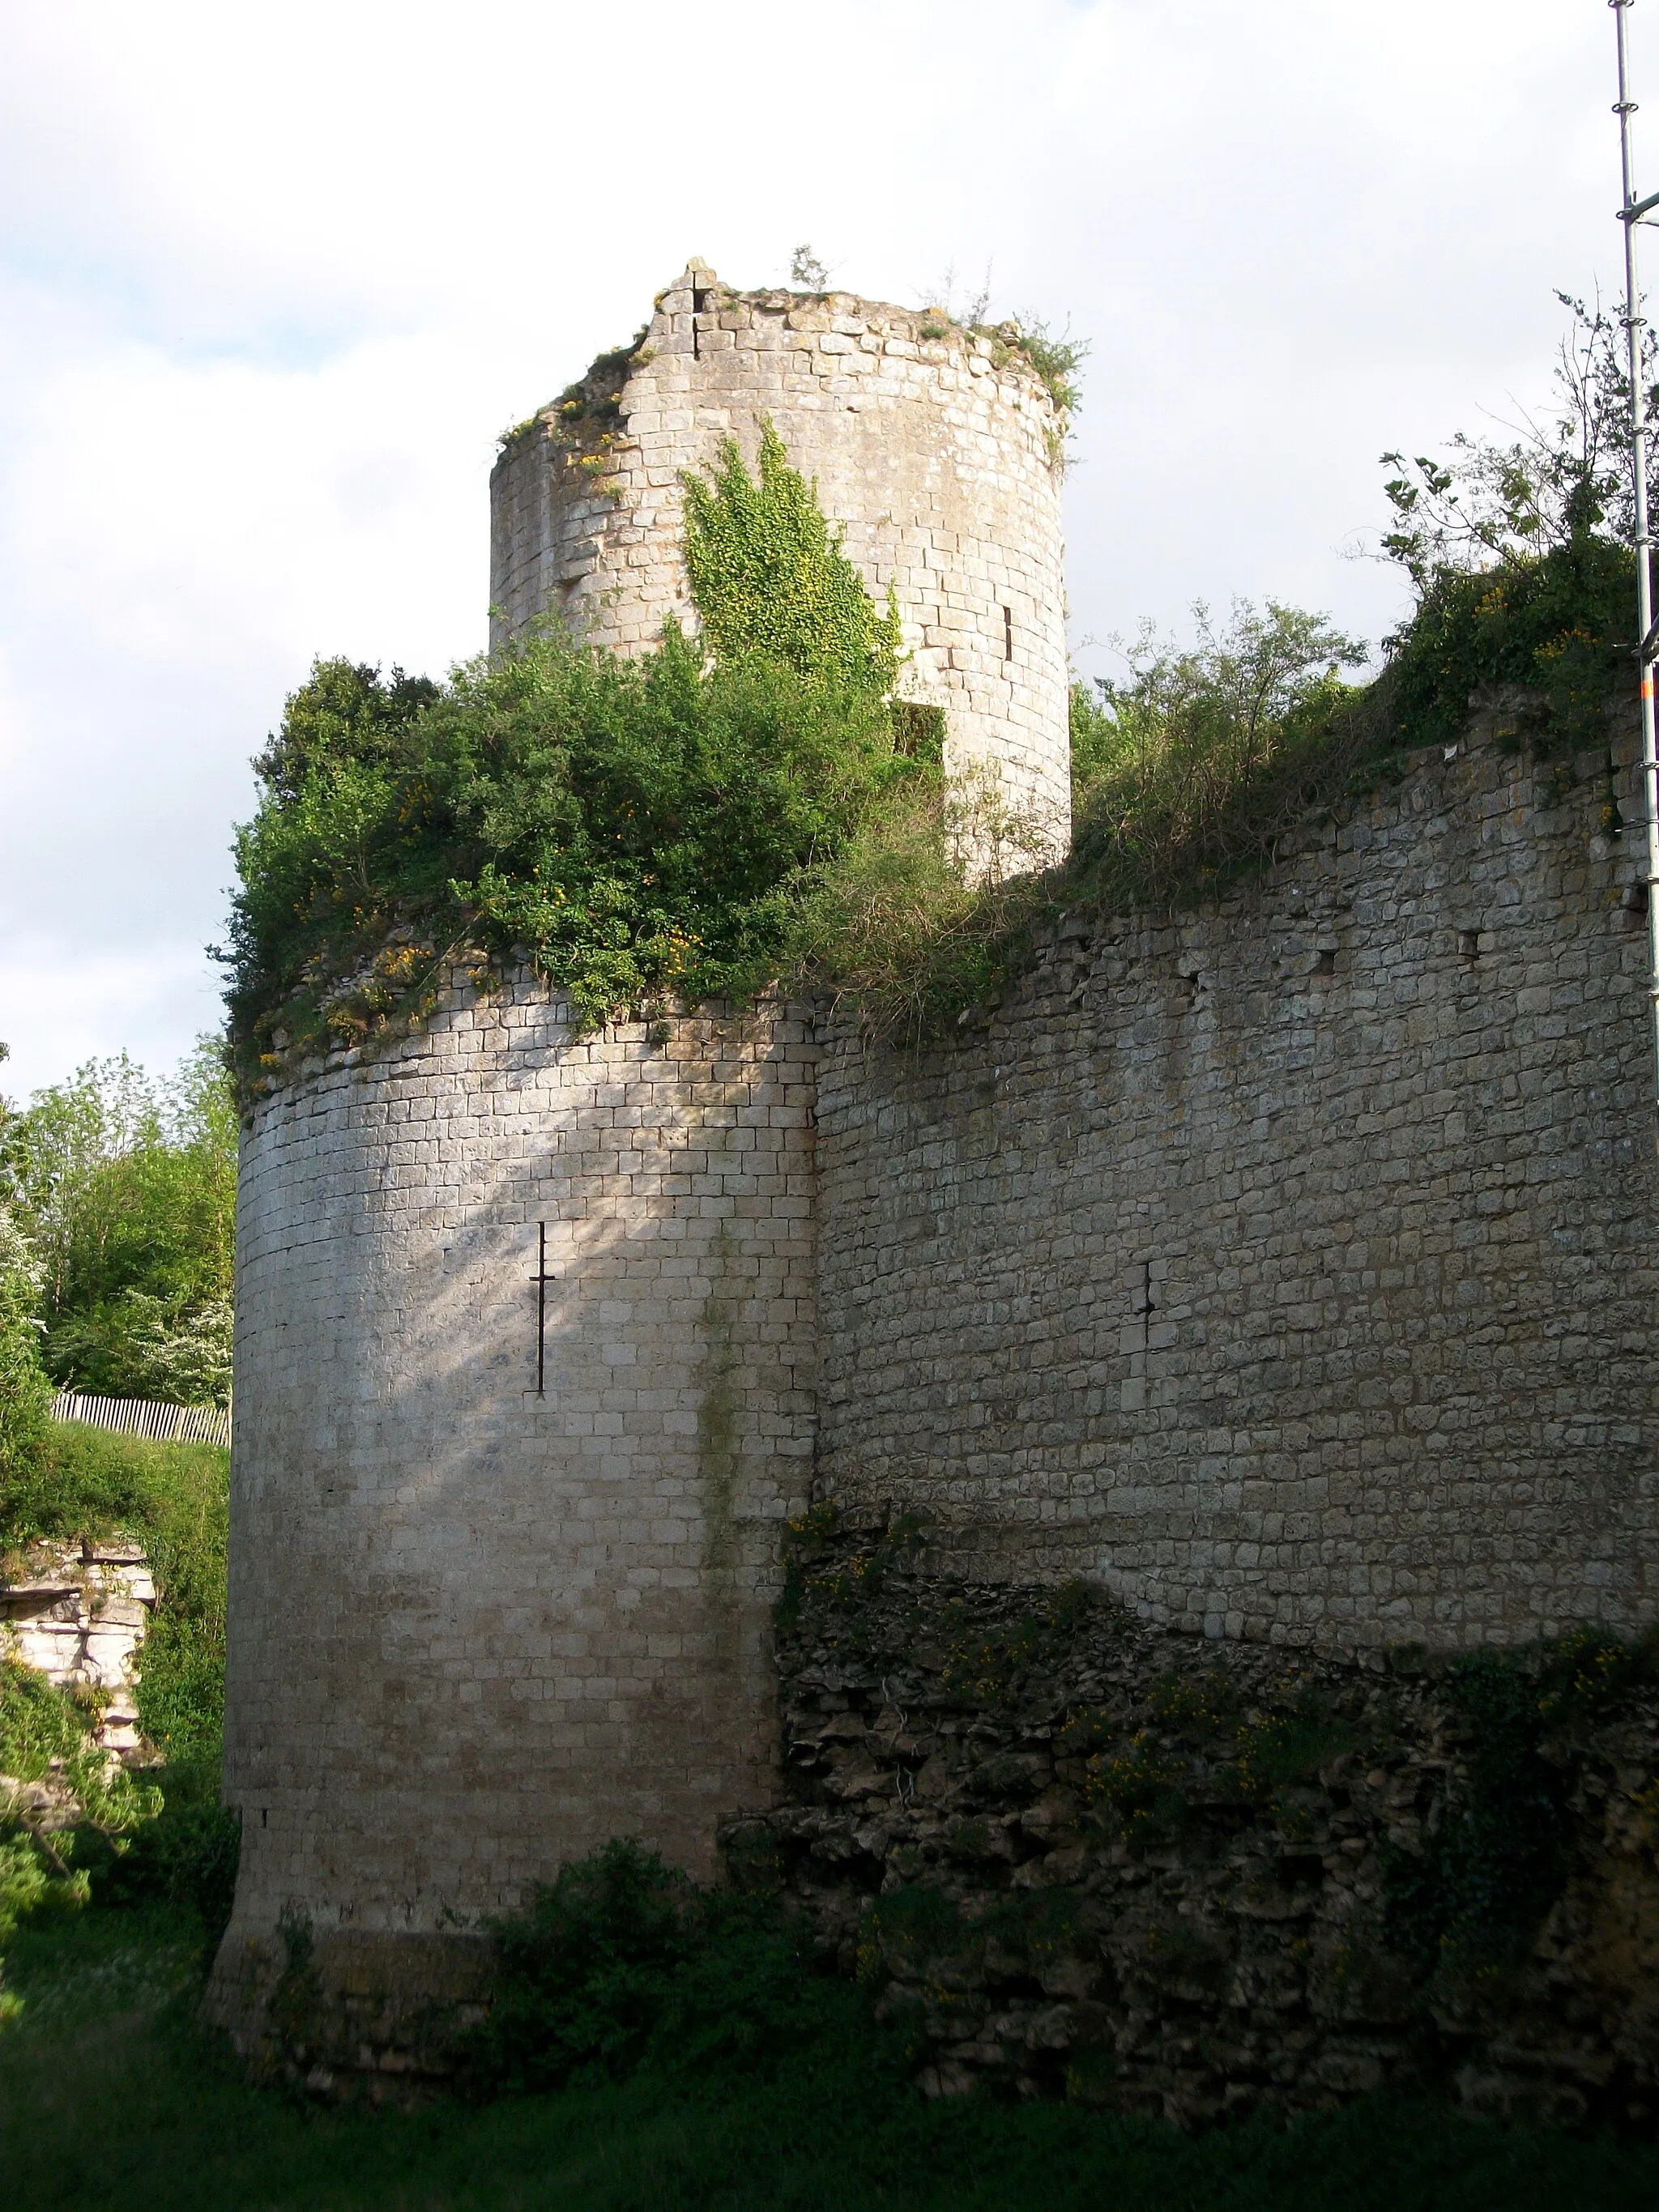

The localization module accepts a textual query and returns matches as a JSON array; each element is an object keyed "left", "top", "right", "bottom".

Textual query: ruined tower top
[{"left": 490, "top": 262, "right": 1072, "bottom": 850}]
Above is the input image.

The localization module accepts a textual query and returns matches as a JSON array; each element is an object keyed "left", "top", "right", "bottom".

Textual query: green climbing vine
[{"left": 683, "top": 421, "right": 902, "bottom": 697}]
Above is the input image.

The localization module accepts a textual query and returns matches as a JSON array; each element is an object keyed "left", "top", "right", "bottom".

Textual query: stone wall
[
  {"left": 489, "top": 264, "right": 1072, "bottom": 847},
  {"left": 729, "top": 1519, "right": 1659, "bottom": 2131},
  {"left": 1, "top": 1539, "right": 153, "bottom": 1757},
  {"left": 209, "top": 990, "right": 816, "bottom": 2047},
  {"left": 210, "top": 714, "right": 1659, "bottom": 2074},
  {"left": 813, "top": 720, "right": 1659, "bottom": 1646}
]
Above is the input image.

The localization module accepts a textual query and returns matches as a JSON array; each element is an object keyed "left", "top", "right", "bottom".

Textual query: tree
[
  {"left": 1069, "top": 600, "right": 1369, "bottom": 899},
  {"left": 228, "top": 424, "right": 923, "bottom": 1077},
  {"left": 1380, "top": 291, "right": 1657, "bottom": 595},
  {"left": 2, "top": 1042, "right": 237, "bottom": 1406}
]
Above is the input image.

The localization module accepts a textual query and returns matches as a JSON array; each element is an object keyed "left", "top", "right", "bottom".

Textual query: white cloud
[
  {"left": 0, "top": 0, "right": 1641, "bottom": 1091},
  {"left": 0, "top": 938, "right": 220, "bottom": 1102}
]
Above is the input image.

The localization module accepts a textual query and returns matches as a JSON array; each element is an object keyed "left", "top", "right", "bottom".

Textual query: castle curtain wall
[
  {"left": 815, "top": 726, "right": 1659, "bottom": 1644},
  {"left": 208, "top": 718, "right": 1659, "bottom": 2060}
]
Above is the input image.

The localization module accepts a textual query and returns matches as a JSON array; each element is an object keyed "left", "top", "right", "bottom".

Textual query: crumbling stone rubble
[{"left": 722, "top": 1519, "right": 1659, "bottom": 2133}]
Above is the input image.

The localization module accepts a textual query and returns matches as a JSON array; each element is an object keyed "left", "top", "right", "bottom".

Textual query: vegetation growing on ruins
[
  {"left": 0, "top": 1037, "right": 238, "bottom": 1984},
  {"left": 232, "top": 288, "right": 1649, "bottom": 1077},
  {"left": 682, "top": 422, "right": 903, "bottom": 694},
  {"left": 0, "top": 1202, "right": 51, "bottom": 1506},
  {"left": 815, "top": 288, "right": 1646, "bottom": 1041},
  {"left": 496, "top": 326, "right": 654, "bottom": 457},
  {"left": 1, "top": 1405, "right": 237, "bottom": 1989},
  {"left": 1375, "top": 288, "right": 1644, "bottom": 749},
  {"left": 225, "top": 433, "right": 932, "bottom": 1089}
]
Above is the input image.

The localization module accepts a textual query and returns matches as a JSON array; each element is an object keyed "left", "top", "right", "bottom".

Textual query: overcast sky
[{"left": 0, "top": 0, "right": 1633, "bottom": 1098}]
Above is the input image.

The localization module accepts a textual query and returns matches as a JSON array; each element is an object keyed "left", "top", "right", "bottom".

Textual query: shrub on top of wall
[
  {"left": 226, "top": 430, "right": 929, "bottom": 1094},
  {"left": 229, "top": 307, "right": 1646, "bottom": 1079},
  {"left": 1384, "top": 535, "right": 1635, "bottom": 752}
]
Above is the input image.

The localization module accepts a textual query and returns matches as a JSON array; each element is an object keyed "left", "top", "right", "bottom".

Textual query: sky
[{"left": 0, "top": 0, "right": 1634, "bottom": 1099}]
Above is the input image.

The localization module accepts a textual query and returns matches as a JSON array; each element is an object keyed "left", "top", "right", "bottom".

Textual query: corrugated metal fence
[{"left": 52, "top": 1391, "right": 231, "bottom": 1450}]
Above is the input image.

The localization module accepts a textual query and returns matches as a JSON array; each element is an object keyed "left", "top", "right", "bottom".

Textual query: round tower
[
  {"left": 207, "top": 985, "right": 819, "bottom": 2077},
  {"left": 490, "top": 262, "right": 1072, "bottom": 849}
]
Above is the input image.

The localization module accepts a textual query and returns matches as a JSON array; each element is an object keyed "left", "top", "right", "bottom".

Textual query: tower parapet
[{"left": 490, "top": 263, "right": 1072, "bottom": 848}]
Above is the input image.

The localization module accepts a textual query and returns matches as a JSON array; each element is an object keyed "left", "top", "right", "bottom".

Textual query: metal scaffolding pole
[{"left": 1612, "top": 0, "right": 1659, "bottom": 1146}]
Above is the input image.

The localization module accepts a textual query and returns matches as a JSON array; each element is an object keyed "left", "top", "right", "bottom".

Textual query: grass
[{"left": 2, "top": 1903, "right": 1657, "bottom": 2212}]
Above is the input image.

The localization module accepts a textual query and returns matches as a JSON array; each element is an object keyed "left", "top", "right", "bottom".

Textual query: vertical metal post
[
  {"left": 536, "top": 1221, "right": 548, "bottom": 1397},
  {"left": 1614, "top": 0, "right": 1659, "bottom": 1143}
]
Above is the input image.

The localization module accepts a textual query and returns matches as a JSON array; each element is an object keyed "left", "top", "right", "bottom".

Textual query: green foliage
[
  {"left": 2, "top": 1044, "right": 236, "bottom": 1404},
  {"left": 1229, "top": 1705, "right": 1354, "bottom": 1801},
  {"left": 0, "top": 1656, "right": 161, "bottom": 1934},
  {"left": 1380, "top": 1640, "right": 1631, "bottom": 1967},
  {"left": 1379, "top": 292, "right": 1655, "bottom": 585},
  {"left": 458, "top": 1838, "right": 873, "bottom": 2099},
  {"left": 228, "top": 631, "right": 906, "bottom": 1074},
  {"left": 0, "top": 1205, "right": 50, "bottom": 1498},
  {"left": 1374, "top": 291, "right": 1640, "bottom": 754},
  {"left": 1082, "top": 1729, "right": 1188, "bottom": 1832},
  {"left": 1384, "top": 535, "right": 1635, "bottom": 752},
  {"left": 228, "top": 431, "right": 926, "bottom": 1084},
  {"left": 251, "top": 659, "right": 441, "bottom": 806},
  {"left": 127, "top": 1451, "right": 229, "bottom": 1757},
  {"left": 6, "top": 1913, "right": 1659, "bottom": 2210},
  {"left": 682, "top": 421, "right": 902, "bottom": 696},
  {"left": 774, "top": 1502, "right": 923, "bottom": 1637},
  {"left": 819, "top": 601, "right": 1384, "bottom": 1044},
  {"left": 989, "top": 318, "right": 1088, "bottom": 422},
  {"left": 791, "top": 771, "right": 1060, "bottom": 1042},
  {"left": 918, "top": 292, "right": 1087, "bottom": 424},
  {"left": 1, "top": 1426, "right": 228, "bottom": 1755},
  {"left": 1068, "top": 677, "right": 1115, "bottom": 805},
  {"left": 1070, "top": 601, "right": 1372, "bottom": 906},
  {"left": 79, "top": 1745, "right": 240, "bottom": 1942},
  {"left": 535, "top": 326, "right": 651, "bottom": 454},
  {"left": 0, "top": 1425, "right": 233, "bottom": 1987}
]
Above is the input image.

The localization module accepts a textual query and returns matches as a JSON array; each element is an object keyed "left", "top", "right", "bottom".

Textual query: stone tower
[{"left": 490, "top": 262, "right": 1072, "bottom": 849}]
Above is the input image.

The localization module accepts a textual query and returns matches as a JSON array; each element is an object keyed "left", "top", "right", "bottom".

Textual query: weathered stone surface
[
  {"left": 211, "top": 997, "right": 817, "bottom": 2050},
  {"left": 489, "top": 264, "right": 1072, "bottom": 853},
  {"left": 211, "top": 711, "right": 1659, "bottom": 2082},
  {"left": 1, "top": 1543, "right": 155, "bottom": 1756},
  {"left": 815, "top": 717, "right": 1659, "bottom": 1644},
  {"left": 726, "top": 1522, "right": 1659, "bottom": 2129},
  {"left": 201, "top": 1926, "right": 493, "bottom": 2103}
]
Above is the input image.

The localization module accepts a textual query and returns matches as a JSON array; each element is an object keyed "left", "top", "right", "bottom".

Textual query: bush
[
  {"left": 809, "top": 603, "right": 1388, "bottom": 1042},
  {"left": 1068, "top": 601, "right": 1375, "bottom": 907},
  {"left": 458, "top": 1839, "right": 879, "bottom": 2099},
  {"left": 225, "top": 426, "right": 932, "bottom": 1089},
  {"left": 1384, "top": 535, "right": 1634, "bottom": 752},
  {"left": 0, "top": 1656, "right": 162, "bottom": 1943},
  {"left": 1378, "top": 1639, "right": 1640, "bottom": 1967},
  {"left": 1, "top": 1426, "right": 234, "bottom": 1967},
  {"left": 83, "top": 1742, "right": 240, "bottom": 1941},
  {"left": 792, "top": 779, "right": 1049, "bottom": 1038},
  {"left": 0, "top": 1205, "right": 51, "bottom": 1499}
]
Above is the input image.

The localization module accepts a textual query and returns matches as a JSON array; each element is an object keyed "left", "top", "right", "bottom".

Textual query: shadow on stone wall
[{"left": 719, "top": 1512, "right": 1659, "bottom": 2133}]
